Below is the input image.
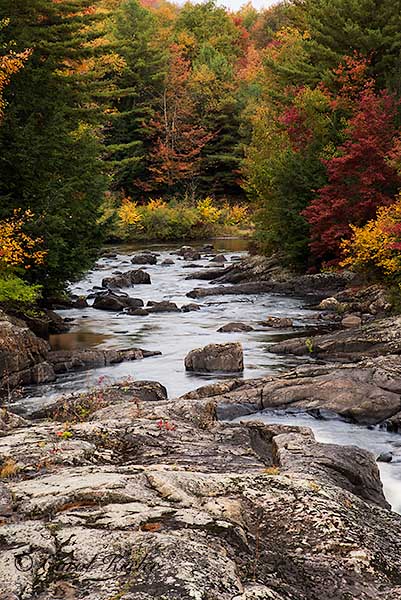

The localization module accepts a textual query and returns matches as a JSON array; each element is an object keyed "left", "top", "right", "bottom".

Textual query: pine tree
[
  {"left": 102, "top": 0, "right": 167, "bottom": 195},
  {"left": 0, "top": 0, "right": 107, "bottom": 293}
]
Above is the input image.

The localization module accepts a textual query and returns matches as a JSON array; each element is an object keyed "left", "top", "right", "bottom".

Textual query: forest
[{"left": 1, "top": 0, "right": 401, "bottom": 300}]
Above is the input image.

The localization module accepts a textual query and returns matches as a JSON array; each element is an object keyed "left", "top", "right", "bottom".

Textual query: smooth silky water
[{"left": 10, "top": 239, "right": 401, "bottom": 512}]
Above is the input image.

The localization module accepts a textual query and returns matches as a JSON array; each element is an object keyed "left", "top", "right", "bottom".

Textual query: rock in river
[
  {"left": 181, "top": 303, "right": 201, "bottom": 312},
  {"left": 185, "top": 355, "right": 401, "bottom": 426},
  {"left": 259, "top": 316, "right": 293, "bottom": 328},
  {"left": 270, "top": 314, "right": 401, "bottom": 360},
  {"left": 130, "top": 252, "right": 158, "bottom": 265},
  {"left": 48, "top": 347, "right": 161, "bottom": 375},
  {"left": 185, "top": 342, "right": 244, "bottom": 372},
  {"left": 93, "top": 292, "right": 144, "bottom": 312},
  {"left": 210, "top": 254, "right": 227, "bottom": 263},
  {"left": 341, "top": 314, "right": 362, "bottom": 328},
  {"left": 146, "top": 301, "right": 181, "bottom": 313},
  {"left": 102, "top": 269, "right": 151, "bottom": 289},
  {"left": 218, "top": 322, "right": 253, "bottom": 333}
]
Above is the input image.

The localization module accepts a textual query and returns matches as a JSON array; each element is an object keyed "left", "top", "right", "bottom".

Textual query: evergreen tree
[
  {"left": 291, "top": 0, "right": 401, "bottom": 91},
  {"left": 102, "top": 0, "right": 166, "bottom": 195},
  {"left": 0, "top": 0, "right": 107, "bottom": 293}
]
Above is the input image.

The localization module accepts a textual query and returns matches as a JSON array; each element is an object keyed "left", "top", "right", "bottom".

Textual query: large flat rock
[
  {"left": 182, "top": 356, "right": 401, "bottom": 425},
  {"left": 270, "top": 315, "right": 401, "bottom": 360}
]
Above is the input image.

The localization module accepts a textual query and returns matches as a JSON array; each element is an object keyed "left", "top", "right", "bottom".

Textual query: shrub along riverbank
[{"left": 100, "top": 195, "right": 253, "bottom": 242}]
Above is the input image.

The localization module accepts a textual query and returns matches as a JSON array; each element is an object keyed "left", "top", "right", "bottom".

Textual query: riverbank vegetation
[
  {"left": 1, "top": 0, "right": 401, "bottom": 301},
  {"left": 101, "top": 195, "right": 252, "bottom": 241}
]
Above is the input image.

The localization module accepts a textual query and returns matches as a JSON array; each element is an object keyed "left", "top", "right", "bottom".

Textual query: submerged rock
[
  {"left": 218, "top": 322, "right": 253, "bottom": 333},
  {"left": 181, "top": 303, "right": 201, "bottom": 312},
  {"left": 185, "top": 342, "right": 244, "bottom": 372},
  {"left": 127, "top": 307, "right": 150, "bottom": 316}
]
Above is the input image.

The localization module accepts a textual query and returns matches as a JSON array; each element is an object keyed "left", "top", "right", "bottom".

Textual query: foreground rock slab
[
  {"left": 185, "top": 342, "right": 244, "bottom": 372},
  {"left": 0, "top": 380, "right": 400, "bottom": 599}
]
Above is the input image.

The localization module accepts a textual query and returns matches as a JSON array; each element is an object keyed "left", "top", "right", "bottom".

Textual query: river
[{"left": 12, "top": 240, "right": 401, "bottom": 512}]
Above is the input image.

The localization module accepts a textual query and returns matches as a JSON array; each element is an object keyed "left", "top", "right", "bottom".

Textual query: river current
[{"left": 12, "top": 240, "right": 401, "bottom": 512}]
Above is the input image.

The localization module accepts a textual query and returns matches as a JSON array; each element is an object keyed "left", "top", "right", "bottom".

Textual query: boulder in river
[
  {"left": 130, "top": 252, "right": 158, "bottom": 265},
  {"left": 210, "top": 254, "right": 227, "bottom": 263},
  {"left": 218, "top": 322, "right": 253, "bottom": 333},
  {"left": 102, "top": 269, "right": 151, "bottom": 289},
  {"left": 161, "top": 258, "right": 175, "bottom": 266},
  {"left": 93, "top": 292, "right": 143, "bottom": 312},
  {"left": 259, "top": 316, "right": 293, "bottom": 328},
  {"left": 185, "top": 342, "right": 244, "bottom": 372},
  {"left": 181, "top": 303, "right": 201, "bottom": 312},
  {"left": 147, "top": 301, "right": 181, "bottom": 313}
]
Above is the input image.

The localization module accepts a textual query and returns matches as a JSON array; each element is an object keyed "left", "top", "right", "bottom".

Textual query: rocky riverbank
[
  {"left": 2, "top": 380, "right": 401, "bottom": 600},
  {"left": 0, "top": 310, "right": 160, "bottom": 397}
]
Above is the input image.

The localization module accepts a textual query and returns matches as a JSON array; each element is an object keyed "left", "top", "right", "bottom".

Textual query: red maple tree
[{"left": 304, "top": 88, "right": 401, "bottom": 264}]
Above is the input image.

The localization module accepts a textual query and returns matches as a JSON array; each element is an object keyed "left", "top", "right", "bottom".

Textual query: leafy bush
[
  {"left": 0, "top": 210, "right": 44, "bottom": 306},
  {"left": 101, "top": 195, "right": 252, "bottom": 241},
  {"left": 0, "top": 274, "right": 41, "bottom": 304},
  {"left": 340, "top": 196, "right": 401, "bottom": 279}
]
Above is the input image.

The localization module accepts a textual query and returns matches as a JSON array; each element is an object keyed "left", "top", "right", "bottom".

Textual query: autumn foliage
[
  {"left": 304, "top": 88, "right": 401, "bottom": 265},
  {"left": 2, "top": 0, "right": 401, "bottom": 296},
  {"left": 0, "top": 47, "right": 31, "bottom": 121},
  {"left": 0, "top": 211, "right": 45, "bottom": 270},
  {"left": 341, "top": 196, "right": 401, "bottom": 278}
]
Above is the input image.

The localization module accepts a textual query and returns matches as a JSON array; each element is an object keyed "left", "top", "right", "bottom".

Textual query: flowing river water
[{"left": 12, "top": 240, "right": 401, "bottom": 512}]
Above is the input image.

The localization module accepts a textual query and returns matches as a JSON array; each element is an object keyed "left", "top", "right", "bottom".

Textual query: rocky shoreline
[{"left": 2, "top": 250, "right": 401, "bottom": 599}]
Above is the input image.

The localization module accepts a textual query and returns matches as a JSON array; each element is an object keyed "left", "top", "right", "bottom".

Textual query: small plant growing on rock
[
  {"left": 305, "top": 338, "right": 314, "bottom": 353},
  {"left": 0, "top": 457, "right": 19, "bottom": 479},
  {"left": 157, "top": 419, "right": 176, "bottom": 431},
  {"left": 263, "top": 466, "right": 280, "bottom": 475},
  {"left": 56, "top": 425, "right": 74, "bottom": 440}
]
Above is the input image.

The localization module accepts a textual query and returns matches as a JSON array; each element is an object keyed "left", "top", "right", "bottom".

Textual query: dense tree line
[{"left": 0, "top": 0, "right": 401, "bottom": 299}]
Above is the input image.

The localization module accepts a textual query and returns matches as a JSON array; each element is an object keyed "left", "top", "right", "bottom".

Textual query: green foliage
[
  {"left": 0, "top": 274, "right": 41, "bottom": 305},
  {"left": 103, "top": 0, "right": 167, "bottom": 194}
]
